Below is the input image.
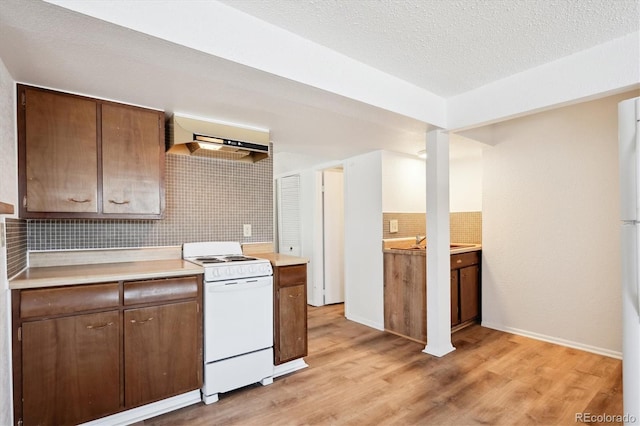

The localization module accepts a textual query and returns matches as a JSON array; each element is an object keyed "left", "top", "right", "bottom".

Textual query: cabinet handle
[
  {"left": 109, "top": 199, "right": 130, "bottom": 205},
  {"left": 130, "top": 317, "right": 154, "bottom": 324},
  {"left": 68, "top": 198, "right": 91, "bottom": 203},
  {"left": 456, "top": 259, "right": 462, "bottom": 264},
  {"left": 87, "top": 322, "right": 114, "bottom": 330},
  {"left": 289, "top": 293, "right": 301, "bottom": 298}
]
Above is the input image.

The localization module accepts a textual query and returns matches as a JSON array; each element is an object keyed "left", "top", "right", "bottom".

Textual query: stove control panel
[{"left": 204, "top": 261, "right": 273, "bottom": 281}]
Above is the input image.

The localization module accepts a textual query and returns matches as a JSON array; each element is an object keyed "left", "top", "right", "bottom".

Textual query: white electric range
[{"left": 183, "top": 241, "right": 274, "bottom": 404}]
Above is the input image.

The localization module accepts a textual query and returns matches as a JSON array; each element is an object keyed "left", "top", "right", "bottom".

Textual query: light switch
[
  {"left": 243, "top": 224, "right": 252, "bottom": 237},
  {"left": 389, "top": 219, "right": 398, "bottom": 233}
]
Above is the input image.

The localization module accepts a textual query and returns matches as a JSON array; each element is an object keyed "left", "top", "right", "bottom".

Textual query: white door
[
  {"left": 277, "top": 174, "right": 301, "bottom": 256},
  {"left": 323, "top": 169, "right": 344, "bottom": 304}
]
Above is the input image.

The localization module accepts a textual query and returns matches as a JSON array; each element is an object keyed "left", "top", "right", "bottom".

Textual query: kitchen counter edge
[
  {"left": 9, "top": 259, "right": 204, "bottom": 290},
  {"left": 383, "top": 244, "right": 482, "bottom": 256},
  {"left": 256, "top": 253, "right": 310, "bottom": 267}
]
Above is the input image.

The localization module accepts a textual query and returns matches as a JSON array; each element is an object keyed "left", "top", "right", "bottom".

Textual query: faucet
[{"left": 415, "top": 235, "right": 426, "bottom": 245}]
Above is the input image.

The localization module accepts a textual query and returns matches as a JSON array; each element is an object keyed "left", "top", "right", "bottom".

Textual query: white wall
[
  {"left": 482, "top": 92, "right": 637, "bottom": 356},
  {"left": 0, "top": 55, "right": 16, "bottom": 426},
  {"left": 381, "top": 151, "right": 426, "bottom": 212},
  {"left": 344, "top": 151, "right": 384, "bottom": 329},
  {"left": 449, "top": 154, "right": 483, "bottom": 212},
  {"left": 381, "top": 150, "right": 483, "bottom": 213}
]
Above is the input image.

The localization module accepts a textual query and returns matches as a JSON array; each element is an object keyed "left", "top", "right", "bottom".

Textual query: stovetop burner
[
  {"left": 224, "top": 255, "right": 257, "bottom": 262},
  {"left": 193, "top": 255, "right": 257, "bottom": 263},
  {"left": 197, "top": 258, "right": 225, "bottom": 264},
  {"left": 183, "top": 242, "right": 272, "bottom": 281}
]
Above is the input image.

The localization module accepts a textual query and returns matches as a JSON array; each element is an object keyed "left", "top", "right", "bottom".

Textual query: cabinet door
[
  {"left": 451, "top": 269, "right": 460, "bottom": 326},
  {"left": 124, "top": 301, "right": 201, "bottom": 408},
  {"left": 101, "top": 103, "right": 163, "bottom": 215},
  {"left": 22, "top": 311, "right": 120, "bottom": 426},
  {"left": 23, "top": 87, "right": 98, "bottom": 213},
  {"left": 459, "top": 265, "right": 480, "bottom": 323},
  {"left": 276, "top": 284, "right": 307, "bottom": 364}
]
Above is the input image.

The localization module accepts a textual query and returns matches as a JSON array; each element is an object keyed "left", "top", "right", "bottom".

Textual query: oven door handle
[{"left": 207, "top": 279, "right": 272, "bottom": 292}]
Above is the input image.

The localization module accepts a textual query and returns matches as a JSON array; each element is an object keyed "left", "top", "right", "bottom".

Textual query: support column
[{"left": 423, "top": 129, "right": 455, "bottom": 357}]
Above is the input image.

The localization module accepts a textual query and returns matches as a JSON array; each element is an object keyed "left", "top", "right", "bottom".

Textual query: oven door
[{"left": 204, "top": 275, "right": 273, "bottom": 363}]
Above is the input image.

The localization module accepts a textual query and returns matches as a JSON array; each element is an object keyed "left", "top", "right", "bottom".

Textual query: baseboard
[
  {"left": 273, "top": 358, "right": 309, "bottom": 378},
  {"left": 481, "top": 321, "right": 622, "bottom": 359},
  {"left": 345, "top": 313, "right": 384, "bottom": 331},
  {"left": 79, "top": 390, "right": 201, "bottom": 426}
]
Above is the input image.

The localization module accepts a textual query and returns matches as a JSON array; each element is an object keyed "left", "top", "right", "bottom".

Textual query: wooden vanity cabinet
[
  {"left": 12, "top": 275, "right": 202, "bottom": 426},
  {"left": 17, "top": 84, "right": 165, "bottom": 219},
  {"left": 383, "top": 249, "right": 482, "bottom": 342},
  {"left": 383, "top": 252, "right": 427, "bottom": 343},
  {"left": 450, "top": 269, "right": 459, "bottom": 326},
  {"left": 273, "top": 264, "right": 308, "bottom": 365},
  {"left": 450, "top": 251, "right": 481, "bottom": 328}
]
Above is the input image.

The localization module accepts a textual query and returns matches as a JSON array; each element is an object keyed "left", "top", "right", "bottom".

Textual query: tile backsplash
[
  {"left": 27, "top": 153, "right": 273, "bottom": 251},
  {"left": 382, "top": 211, "right": 482, "bottom": 244},
  {"left": 6, "top": 218, "right": 27, "bottom": 278}
]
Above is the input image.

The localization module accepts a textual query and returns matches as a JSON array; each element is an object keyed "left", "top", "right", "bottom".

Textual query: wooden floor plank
[{"left": 143, "top": 303, "right": 622, "bottom": 426}]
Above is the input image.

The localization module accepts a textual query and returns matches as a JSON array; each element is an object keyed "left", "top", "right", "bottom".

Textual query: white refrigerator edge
[{"left": 620, "top": 96, "right": 640, "bottom": 423}]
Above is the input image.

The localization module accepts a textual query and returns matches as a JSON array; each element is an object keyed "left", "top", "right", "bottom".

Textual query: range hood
[{"left": 167, "top": 114, "right": 270, "bottom": 163}]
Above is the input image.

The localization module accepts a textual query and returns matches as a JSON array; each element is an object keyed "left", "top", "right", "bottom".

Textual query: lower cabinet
[
  {"left": 273, "top": 264, "right": 308, "bottom": 365},
  {"left": 22, "top": 311, "right": 121, "bottom": 426},
  {"left": 459, "top": 265, "right": 480, "bottom": 323},
  {"left": 12, "top": 275, "right": 202, "bottom": 426},
  {"left": 384, "top": 250, "right": 481, "bottom": 342},
  {"left": 124, "top": 301, "right": 201, "bottom": 408},
  {"left": 383, "top": 252, "right": 427, "bottom": 342},
  {"left": 450, "top": 251, "right": 481, "bottom": 327}
]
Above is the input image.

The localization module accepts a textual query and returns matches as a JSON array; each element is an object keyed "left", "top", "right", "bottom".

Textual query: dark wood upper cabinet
[
  {"left": 102, "top": 103, "right": 163, "bottom": 215},
  {"left": 18, "top": 84, "right": 165, "bottom": 219},
  {"left": 22, "top": 87, "right": 99, "bottom": 214}
]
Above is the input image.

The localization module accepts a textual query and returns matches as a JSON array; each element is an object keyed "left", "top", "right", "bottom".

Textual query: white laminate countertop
[
  {"left": 255, "top": 253, "right": 309, "bottom": 267},
  {"left": 9, "top": 259, "right": 204, "bottom": 290},
  {"left": 382, "top": 237, "right": 482, "bottom": 256}
]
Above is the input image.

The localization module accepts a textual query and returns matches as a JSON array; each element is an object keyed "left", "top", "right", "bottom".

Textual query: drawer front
[
  {"left": 277, "top": 264, "right": 307, "bottom": 287},
  {"left": 20, "top": 283, "right": 119, "bottom": 319},
  {"left": 124, "top": 276, "right": 199, "bottom": 305},
  {"left": 450, "top": 251, "right": 480, "bottom": 270}
]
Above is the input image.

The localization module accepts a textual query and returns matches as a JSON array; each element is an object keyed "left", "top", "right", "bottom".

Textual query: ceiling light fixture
[{"left": 417, "top": 150, "right": 428, "bottom": 159}]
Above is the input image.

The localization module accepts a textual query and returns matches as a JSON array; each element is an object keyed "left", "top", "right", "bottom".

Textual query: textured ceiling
[
  {"left": 218, "top": 0, "right": 639, "bottom": 97},
  {"left": 0, "top": 0, "right": 637, "bottom": 162}
]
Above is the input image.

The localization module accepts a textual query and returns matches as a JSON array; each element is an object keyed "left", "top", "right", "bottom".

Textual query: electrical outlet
[
  {"left": 389, "top": 219, "right": 398, "bottom": 233},
  {"left": 243, "top": 224, "right": 252, "bottom": 237}
]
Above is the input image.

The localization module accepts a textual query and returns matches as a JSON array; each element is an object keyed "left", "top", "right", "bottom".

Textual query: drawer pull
[
  {"left": 289, "top": 293, "right": 301, "bottom": 298},
  {"left": 130, "top": 317, "right": 154, "bottom": 324},
  {"left": 68, "top": 198, "right": 91, "bottom": 203},
  {"left": 87, "top": 321, "right": 114, "bottom": 330},
  {"left": 456, "top": 259, "right": 462, "bottom": 264},
  {"left": 109, "top": 199, "right": 130, "bottom": 205}
]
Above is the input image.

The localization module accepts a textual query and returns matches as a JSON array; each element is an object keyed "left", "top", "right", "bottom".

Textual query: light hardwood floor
[{"left": 144, "top": 304, "right": 622, "bottom": 425}]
